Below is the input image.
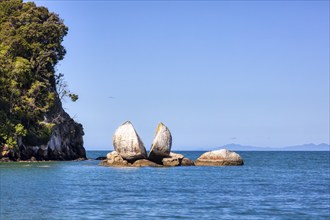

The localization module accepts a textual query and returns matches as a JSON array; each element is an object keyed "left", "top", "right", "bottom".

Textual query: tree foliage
[{"left": 0, "top": 0, "right": 76, "bottom": 148}]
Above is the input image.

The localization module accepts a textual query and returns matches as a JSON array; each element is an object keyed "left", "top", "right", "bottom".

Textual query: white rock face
[
  {"left": 195, "top": 149, "right": 244, "bottom": 166},
  {"left": 112, "top": 121, "right": 147, "bottom": 161},
  {"left": 148, "top": 122, "right": 172, "bottom": 163}
]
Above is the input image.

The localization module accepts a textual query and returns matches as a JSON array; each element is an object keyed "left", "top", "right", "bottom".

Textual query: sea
[{"left": 0, "top": 151, "right": 329, "bottom": 219}]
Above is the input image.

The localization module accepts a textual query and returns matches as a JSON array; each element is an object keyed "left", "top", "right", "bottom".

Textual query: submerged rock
[
  {"left": 113, "top": 121, "right": 147, "bottom": 162},
  {"left": 194, "top": 149, "right": 244, "bottom": 166},
  {"left": 95, "top": 156, "right": 106, "bottom": 160},
  {"left": 181, "top": 158, "right": 194, "bottom": 166},
  {"left": 148, "top": 122, "right": 172, "bottom": 163}
]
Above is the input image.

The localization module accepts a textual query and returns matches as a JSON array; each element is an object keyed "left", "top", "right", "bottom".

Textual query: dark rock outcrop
[
  {"left": 95, "top": 156, "right": 107, "bottom": 160},
  {"left": 194, "top": 149, "right": 243, "bottom": 166}
]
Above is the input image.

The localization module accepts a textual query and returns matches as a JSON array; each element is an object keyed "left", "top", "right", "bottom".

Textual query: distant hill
[{"left": 221, "top": 143, "right": 330, "bottom": 151}]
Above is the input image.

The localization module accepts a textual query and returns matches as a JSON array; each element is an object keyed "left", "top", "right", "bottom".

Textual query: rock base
[
  {"left": 100, "top": 151, "right": 194, "bottom": 167},
  {"left": 100, "top": 149, "right": 244, "bottom": 168}
]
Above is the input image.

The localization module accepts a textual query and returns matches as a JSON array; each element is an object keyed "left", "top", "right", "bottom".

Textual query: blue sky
[{"left": 33, "top": 0, "right": 329, "bottom": 150}]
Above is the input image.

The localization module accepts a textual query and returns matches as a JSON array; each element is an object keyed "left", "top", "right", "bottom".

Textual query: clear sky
[{"left": 33, "top": 0, "right": 329, "bottom": 150}]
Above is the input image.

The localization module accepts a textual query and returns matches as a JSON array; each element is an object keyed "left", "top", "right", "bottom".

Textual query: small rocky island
[
  {"left": 100, "top": 121, "right": 243, "bottom": 167},
  {"left": 100, "top": 122, "right": 194, "bottom": 167}
]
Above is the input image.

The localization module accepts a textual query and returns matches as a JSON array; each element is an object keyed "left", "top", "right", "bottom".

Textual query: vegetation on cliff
[{"left": 0, "top": 0, "right": 77, "bottom": 150}]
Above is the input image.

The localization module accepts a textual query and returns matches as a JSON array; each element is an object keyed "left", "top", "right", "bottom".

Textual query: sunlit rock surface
[
  {"left": 99, "top": 151, "right": 129, "bottom": 167},
  {"left": 113, "top": 121, "right": 147, "bottom": 162},
  {"left": 195, "top": 149, "right": 244, "bottom": 166}
]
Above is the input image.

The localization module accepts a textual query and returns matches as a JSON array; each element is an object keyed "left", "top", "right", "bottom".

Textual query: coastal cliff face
[
  {"left": 46, "top": 118, "right": 85, "bottom": 160},
  {"left": 1, "top": 100, "right": 86, "bottom": 161}
]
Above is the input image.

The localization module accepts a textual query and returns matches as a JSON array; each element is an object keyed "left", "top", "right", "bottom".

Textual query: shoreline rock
[{"left": 194, "top": 149, "right": 244, "bottom": 166}]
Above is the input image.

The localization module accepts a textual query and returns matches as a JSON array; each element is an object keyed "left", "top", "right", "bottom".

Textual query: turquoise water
[{"left": 1, "top": 151, "right": 329, "bottom": 219}]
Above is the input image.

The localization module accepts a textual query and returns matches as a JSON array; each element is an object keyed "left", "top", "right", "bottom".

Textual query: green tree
[{"left": 0, "top": 0, "right": 77, "bottom": 148}]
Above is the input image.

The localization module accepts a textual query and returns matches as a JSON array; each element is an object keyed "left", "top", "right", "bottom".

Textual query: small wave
[{"left": 37, "top": 165, "right": 50, "bottom": 168}]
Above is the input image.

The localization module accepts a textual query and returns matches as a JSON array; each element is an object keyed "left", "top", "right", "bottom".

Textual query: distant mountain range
[{"left": 219, "top": 143, "right": 330, "bottom": 151}]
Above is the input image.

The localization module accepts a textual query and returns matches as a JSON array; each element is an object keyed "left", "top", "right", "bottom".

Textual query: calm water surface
[{"left": 1, "top": 151, "right": 329, "bottom": 219}]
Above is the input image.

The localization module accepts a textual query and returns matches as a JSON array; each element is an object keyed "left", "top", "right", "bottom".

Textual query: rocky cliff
[{"left": 0, "top": 99, "right": 86, "bottom": 161}]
